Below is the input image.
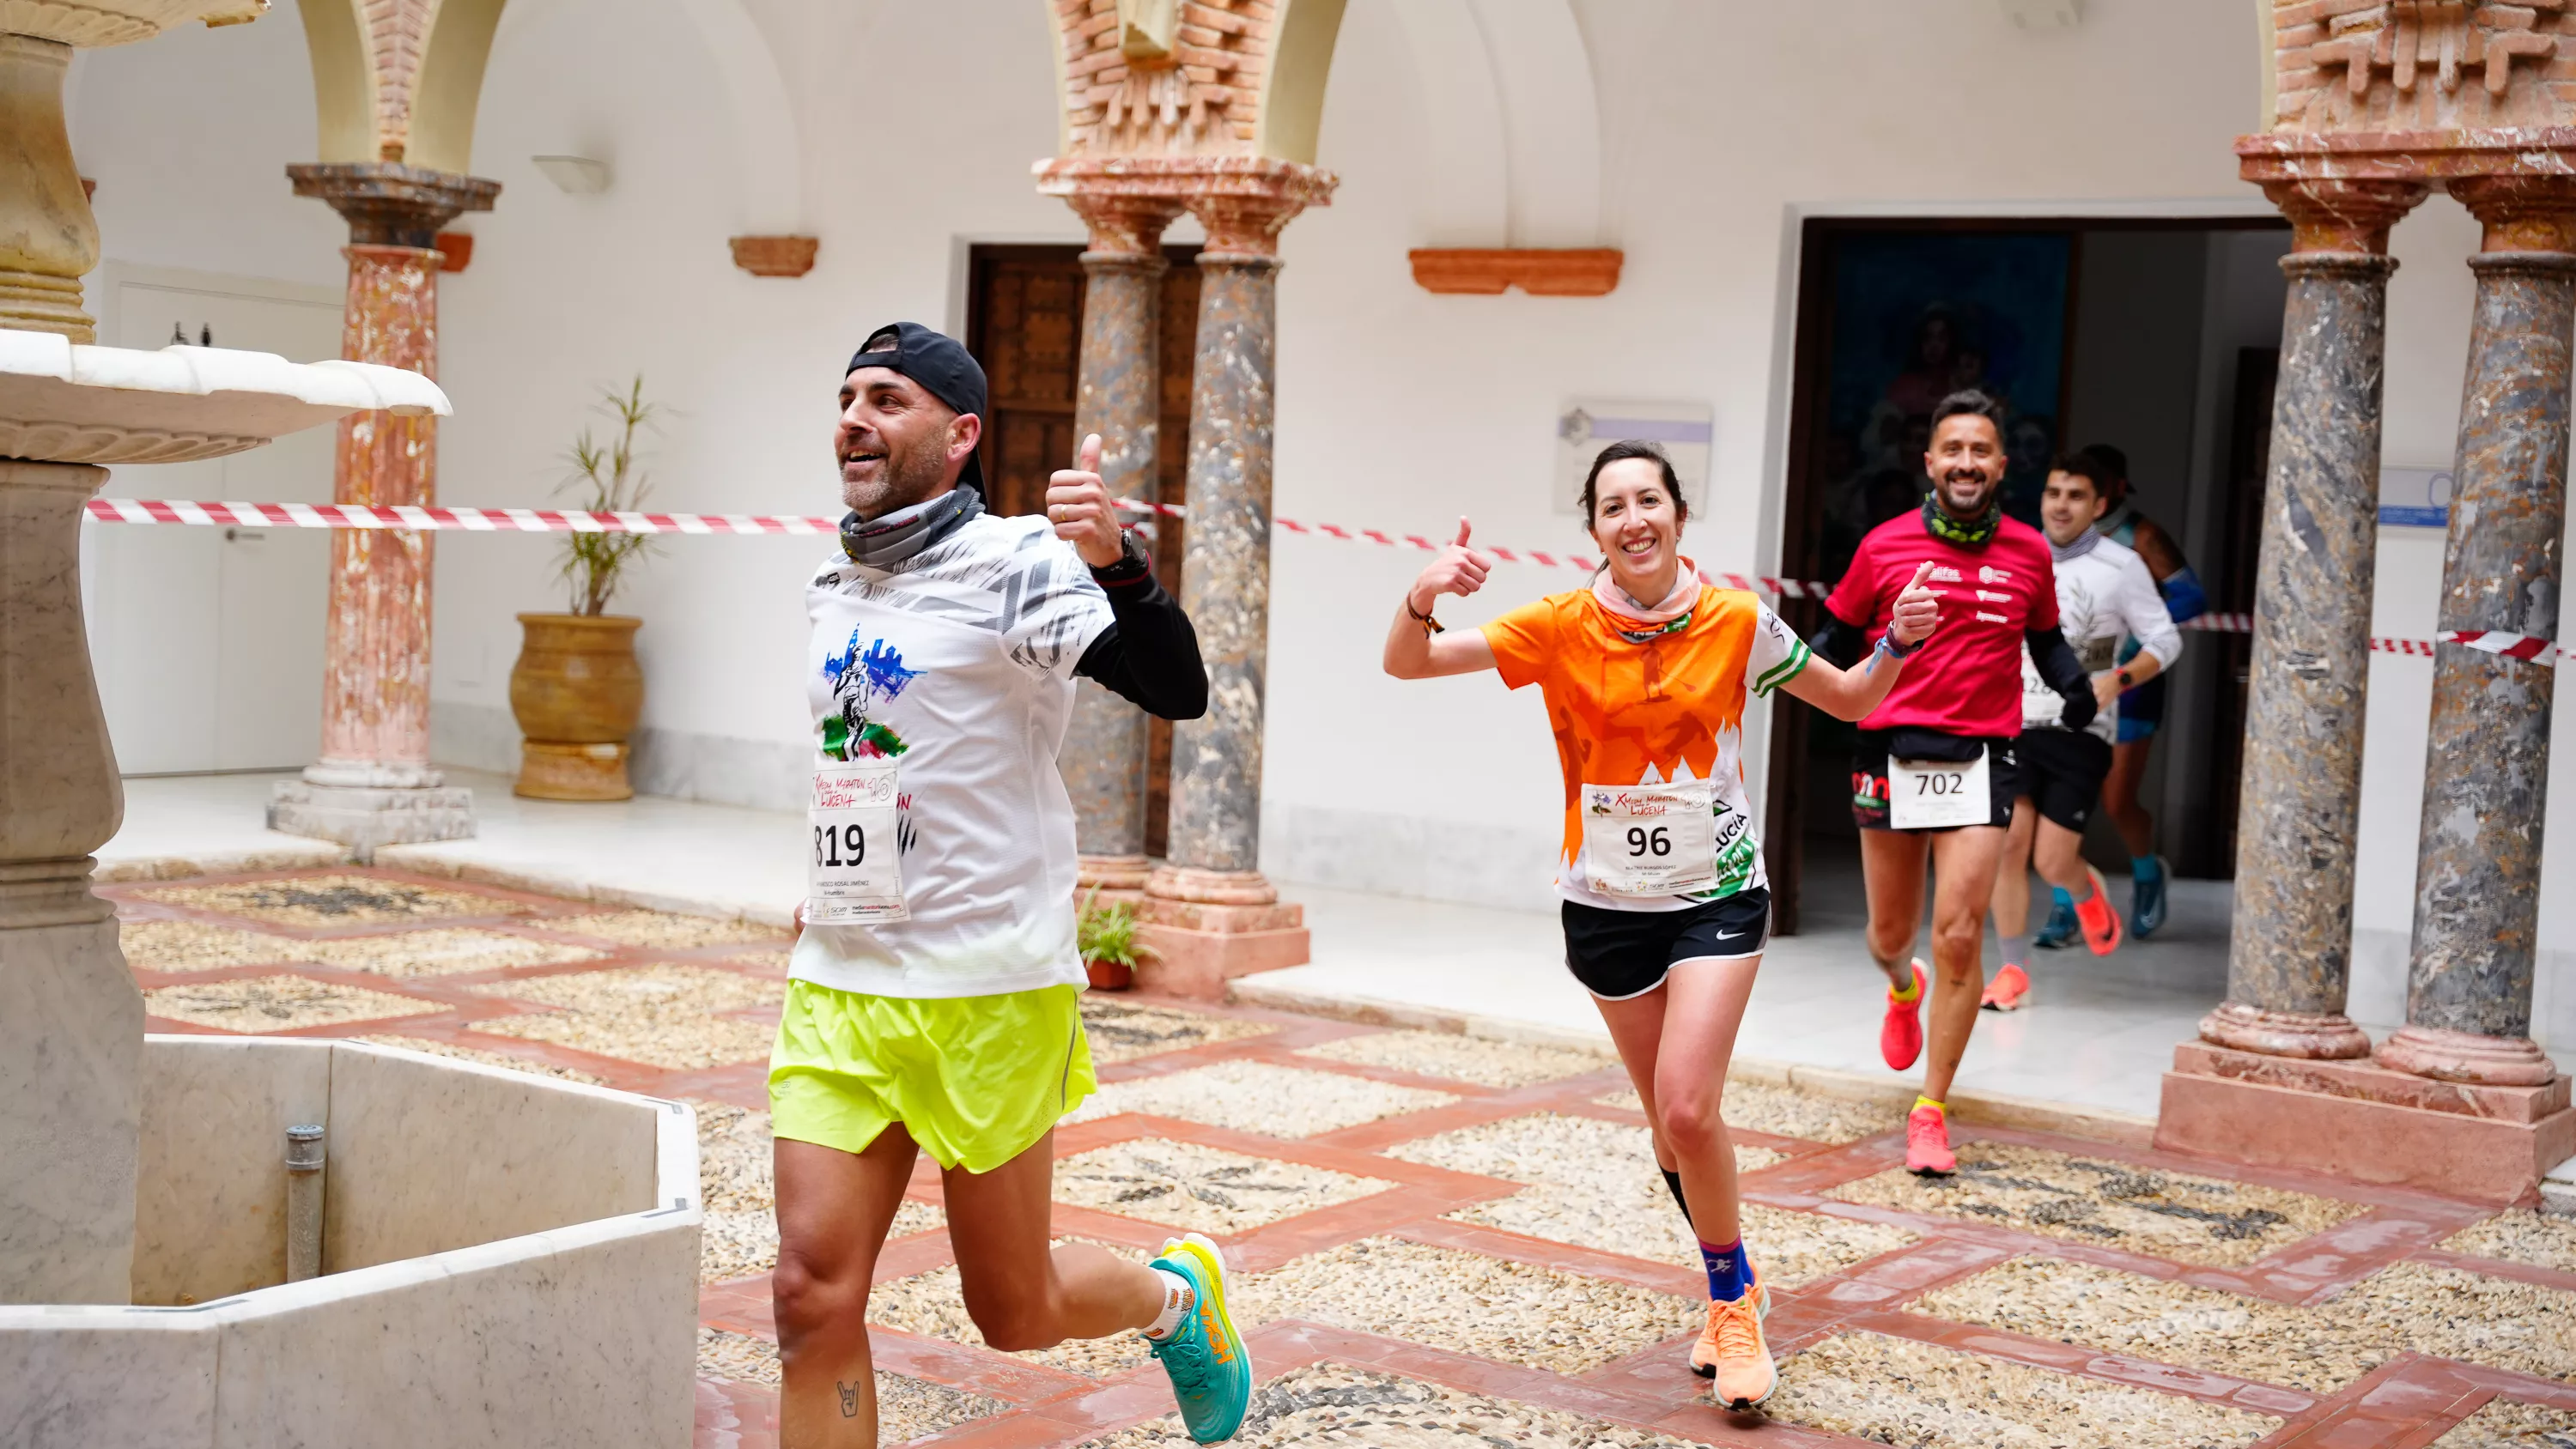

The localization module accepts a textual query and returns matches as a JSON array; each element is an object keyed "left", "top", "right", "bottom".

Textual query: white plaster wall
[{"left": 62, "top": 0, "right": 2576, "bottom": 1044}]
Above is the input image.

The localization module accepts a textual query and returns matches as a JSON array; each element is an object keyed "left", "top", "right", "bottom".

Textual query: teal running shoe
[
  {"left": 2032, "top": 888, "right": 2078, "bottom": 949},
  {"left": 1146, "top": 1234, "right": 1251, "bottom": 1443},
  {"left": 2131, "top": 856, "right": 2171, "bottom": 938}
]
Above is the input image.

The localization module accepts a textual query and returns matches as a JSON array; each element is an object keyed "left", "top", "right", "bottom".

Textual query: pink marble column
[{"left": 269, "top": 164, "right": 495, "bottom": 858}]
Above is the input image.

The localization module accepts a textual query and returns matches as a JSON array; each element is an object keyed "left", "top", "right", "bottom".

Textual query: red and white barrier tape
[{"left": 80, "top": 497, "right": 2563, "bottom": 663}]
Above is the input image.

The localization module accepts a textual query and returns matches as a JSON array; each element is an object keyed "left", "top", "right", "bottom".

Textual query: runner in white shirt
[
  {"left": 1983, "top": 453, "right": 2182, "bottom": 1010},
  {"left": 770, "top": 323, "right": 1252, "bottom": 1448}
]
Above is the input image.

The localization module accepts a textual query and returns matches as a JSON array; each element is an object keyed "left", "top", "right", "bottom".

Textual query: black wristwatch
[{"left": 1091, "top": 528, "right": 1153, "bottom": 585}]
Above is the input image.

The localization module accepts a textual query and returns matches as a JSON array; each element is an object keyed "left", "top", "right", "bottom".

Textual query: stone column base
[
  {"left": 1078, "top": 853, "right": 1152, "bottom": 900},
  {"left": 1136, "top": 867, "right": 1309, "bottom": 999},
  {"left": 268, "top": 780, "right": 476, "bottom": 863},
  {"left": 2374, "top": 1024, "right": 2560, "bottom": 1087},
  {"left": 2155, "top": 1040, "right": 2576, "bottom": 1203},
  {"left": 2197, "top": 999, "right": 2373, "bottom": 1059}
]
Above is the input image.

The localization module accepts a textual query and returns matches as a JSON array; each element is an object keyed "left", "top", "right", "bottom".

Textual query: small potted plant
[
  {"left": 507, "top": 377, "right": 658, "bottom": 800},
  {"left": 1078, "top": 890, "right": 1157, "bottom": 991}
]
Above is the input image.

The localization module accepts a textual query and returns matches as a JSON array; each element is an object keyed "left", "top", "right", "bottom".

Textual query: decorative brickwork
[
  {"left": 361, "top": 0, "right": 439, "bottom": 162},
  {"left": 2278, "top": 0, "right": 2576, "bottom": 131},
  {"left": 1055, "top": 0, "right": 1274, "bottom": 157}
]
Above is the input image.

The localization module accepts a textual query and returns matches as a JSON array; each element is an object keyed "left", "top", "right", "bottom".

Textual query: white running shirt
[
  {"left": 2020, "top": 533, "right": 2181, "bottom": 744},
  {"left": 789, "top": 512, "right": 1115, "bottom": 998}
]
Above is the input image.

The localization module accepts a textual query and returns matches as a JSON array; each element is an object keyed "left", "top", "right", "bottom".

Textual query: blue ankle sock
[
  {"left": 2132, "top": 855, "right": 2160, "bottom": 882},
  {"left": 2050, "top": 886, "right": 2073, "bottom": 910},
  {"left": 1698, "top": 1238, "right": 1753, "bottom": 1302}
]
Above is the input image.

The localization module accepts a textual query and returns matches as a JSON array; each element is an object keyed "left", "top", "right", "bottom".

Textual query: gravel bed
[
  {"left": 1294, "top": 1030, "right": 1612, "bottom": 1088},
  {"left": 1915, "top": 1256, "right": 2576, "bottom": 1393},
  {"left": 1767, "top": 1331, "right": 2279, "bottom": 1448},
  {"left": 1081, "top": 1363, "right": 1709, "bottom": 1447},
  {"left": 1592, "top": 1080, "right": 1906, "bottom": 1144},
  {"left": 143, "top": 973, "right": 441, "bottom": 1031},
  {"left": 725, "top": 948, "right": 793, "bottom": 976},
  {"left": 1829, "top": 1139, "right": 2365, "bottom": 1267},
  {"left": 351, "top": 1035, "right": 608, "bottom": 1084},
  {"left": 141, "top": 876, "right": 516, "bottom": 928},
  {"left": 292, "top": 928, "right": 604, "bottom": 978},
  {"left": 1386, "top": 1113, "right": 1889, "bottom": 1278},
  {"left": 695, "top": 1328, "right": 1005, "bottom": 1441},
  {"left": 1052, "top": 1137, "right": 1394, "bottom": 1234},
  {"left": 2443, "top": 1210, "right": 2576, "bottom": 1274},
  {"left": 118, "top": 919, "right": 307, "bottom": 973},
  {"left": 467, "top": 963, "right": 782, "bottom": 1070},
  {"left": 1224, "top": 1237, "right": 1693, "bottom": 1376},
  {"left": 543, "top": 910, "right": 788, "bottom": 949},
  {"left": 1071, "top": 1059, "right": 1456, "bottom": 1138},
  {"left": 869, "top": 1239, "right": 1156, "bottom": 1379},
  {"left": 2430, "top": 1397, "right": 2576, "bottom": 1447},
  {"left": 1080, "top": 998, "right": 1277, "bottom": 1064}
]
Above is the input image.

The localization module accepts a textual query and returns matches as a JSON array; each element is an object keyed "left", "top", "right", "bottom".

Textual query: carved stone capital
[
  {"left": 287, "top": 163, "right": 500, "bottom": 248},
  {"left": 1062, "top": 191, "right": 1184, "bottom": 261},
  {"left": 2198, "top": 1000, "right": 2375, "bottom": 1059},
  {"left": 2263, "top": 177, "right": 2429, "bottom": 255},
  {"left": 2450, "top": 173, "right": 2576, "bottom": 252},
  {"left": 2375, "top": 1023, "right": 2561, "bottom": 1086},
  {"left": 1035, "top": 155, "right": 1336, "bottom": 260}
]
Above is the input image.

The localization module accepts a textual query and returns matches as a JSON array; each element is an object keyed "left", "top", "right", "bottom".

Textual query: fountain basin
[
  {"left": 0, "top": 328, "right": 450, "bottom": 463},
  {"left": 0, "top": 1038, "right": 702, "bottom": 1447}
]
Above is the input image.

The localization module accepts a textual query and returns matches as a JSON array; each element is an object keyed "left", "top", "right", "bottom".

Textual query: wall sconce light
[{"left": 532, "top": 155, "right": 613, "bottom": 194}]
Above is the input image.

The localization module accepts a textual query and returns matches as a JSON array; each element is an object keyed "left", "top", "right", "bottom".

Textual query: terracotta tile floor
[{"left": 112, "top": 869, "right": 2576, "bottom": 1448}]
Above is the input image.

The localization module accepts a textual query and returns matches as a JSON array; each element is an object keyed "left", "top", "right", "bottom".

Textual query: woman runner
[{"left": 1382, "top": 440, "right": 1941, "bottom": 1410}]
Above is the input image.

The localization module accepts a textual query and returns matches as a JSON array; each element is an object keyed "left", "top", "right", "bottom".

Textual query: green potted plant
[
  {"left": 507, "top": 377, "right": 659, "bottom": 800},
  {"left": 1078, "top": 890, "right": 1157, "bottom": 991}
]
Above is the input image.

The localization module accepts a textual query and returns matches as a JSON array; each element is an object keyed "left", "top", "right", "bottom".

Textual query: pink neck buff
[{"left": 1592, "top": 558, "right": 1702, "bottom": 628}]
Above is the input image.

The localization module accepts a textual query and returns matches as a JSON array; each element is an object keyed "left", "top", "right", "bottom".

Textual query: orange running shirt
[{"left": 1483, "top": 586, "right": 1810, "bottom": 912}]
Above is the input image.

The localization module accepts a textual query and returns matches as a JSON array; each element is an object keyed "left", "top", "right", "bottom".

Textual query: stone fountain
[{"left": 0, "top": 6, "right": 700, "bottom": 1445}]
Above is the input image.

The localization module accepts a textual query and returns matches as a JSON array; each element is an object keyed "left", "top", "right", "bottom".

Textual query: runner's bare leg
[
  {"left": 1652, "top": 955, "right": 1762, "bottom": 1246},
  {"left": 1596, "top": 986, "right": 1677, "bottom": 1173},
  {"left": 1859, "top": 828, "right": 1932, "bottom": 986},
  {"left": 943, "top": 1129, "right": 1164, "bottom": 1350},
  {"left": 775, "top": 1127, "right": 922, "bottom": 1448},
  {"left": 1923, "top": 825, "right": 2008, "bottom": 1103}
]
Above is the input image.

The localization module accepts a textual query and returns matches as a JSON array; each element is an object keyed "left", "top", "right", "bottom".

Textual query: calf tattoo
[{"left": 837, "top": 1379, "right": 861, "bottom": 1417}]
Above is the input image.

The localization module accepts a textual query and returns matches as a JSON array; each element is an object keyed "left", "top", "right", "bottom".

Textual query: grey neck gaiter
[
  {"left": 2050, "top": 526, "right": 2102, "bottom": 565},
  {"left": 840, "top": 487, "right": 982, "bottom": 569}
]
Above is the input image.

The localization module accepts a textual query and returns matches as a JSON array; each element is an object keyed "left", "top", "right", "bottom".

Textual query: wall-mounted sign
[
  {"left": 2379, "top": 464, "right": 2451, "bottom": 530},
  {"left": 1555, "top": 400, "right": 1713, "bottom": 518}
]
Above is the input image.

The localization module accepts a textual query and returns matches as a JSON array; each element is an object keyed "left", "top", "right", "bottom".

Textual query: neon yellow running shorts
[{"left": 768, "top": 979, "right": 1096, "bottom": 1173}]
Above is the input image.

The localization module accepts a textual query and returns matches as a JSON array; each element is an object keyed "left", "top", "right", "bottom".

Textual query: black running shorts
[
  {"left": 1561, "top": 888, "right": 1772, "bottom": 1001},
  {"left": 2017, "top": 728, "right": 2113, "bottom": 833},
  {"left": 1850, "top": 731, "right": 2018, "bottom": 832}
]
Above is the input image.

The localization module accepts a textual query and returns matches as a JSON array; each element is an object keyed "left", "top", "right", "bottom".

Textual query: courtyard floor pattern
[{"left": 110, "top": 868, "right": 2576, "bottom": 1449}]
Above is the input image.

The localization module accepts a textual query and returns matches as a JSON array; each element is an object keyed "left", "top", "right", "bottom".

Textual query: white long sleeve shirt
[{"left": 2020, "top": 532, "right": 2181, "bottom": 744}]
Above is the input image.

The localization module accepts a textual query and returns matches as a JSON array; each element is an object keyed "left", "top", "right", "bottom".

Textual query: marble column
[
  {"left": 2202, "top": 179, "right": 2427, "bottom": 1060},
  {"left": 268, "top": 164, "right": 495, "bottom": 860},
  {"left": 2378, "top": 177, "right": 2576, "bottom": 1088},
  {"left": 1136, "top": 180, "right": 1321, "bottom": 994},
  {"left": 1061, "top": 193, "right": 1179, "bottom": 894},
  {"left": 0, "top": 460, "right": 140, "bottom": 1303}
]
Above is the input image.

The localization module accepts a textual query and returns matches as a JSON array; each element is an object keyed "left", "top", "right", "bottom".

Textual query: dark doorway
[
  {"left": 1765, "top": 219, "right": 2289, "bottom": 932},
  {"left": 966, "top": 243, "right": 1201, "bottom": 855}
]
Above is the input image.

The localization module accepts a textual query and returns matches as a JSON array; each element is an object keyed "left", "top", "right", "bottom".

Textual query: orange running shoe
[
  {"left": 2072, "top": 866, "right": 2123, "bottom": 956},
  {"left": 1880, "top": 961, "right": 1927, "bottom": 1070},
  {"left": 1981, "top": 961, "right": 2031, "bottom": 1012},
  {"left": 1905, "top": 1101, "right": 1956, "bottom": 1177},
  {"left": 1689, "top": 1277, "right": 1776, "bottom": 1410}
]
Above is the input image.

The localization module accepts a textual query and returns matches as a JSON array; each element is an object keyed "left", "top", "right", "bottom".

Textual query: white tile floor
[{"left": 106, "top": 769, "right": 2566, "bottom": 1119}]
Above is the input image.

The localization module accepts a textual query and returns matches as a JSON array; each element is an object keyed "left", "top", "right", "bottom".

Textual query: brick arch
[
  {"left": 293, "top": 0, "right": 506, "bottom": 170},
  {"left": 1048, "top": 0, "right": 1348, "bottom": 161}
]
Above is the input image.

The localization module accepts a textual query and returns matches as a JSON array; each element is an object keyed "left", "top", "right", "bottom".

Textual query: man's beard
[
  {"left": 841, "top": 437, "right": 951, "bottom": 518},
  {"left": 1935, "top": 470, "right": 1997, "bottom": 519}
]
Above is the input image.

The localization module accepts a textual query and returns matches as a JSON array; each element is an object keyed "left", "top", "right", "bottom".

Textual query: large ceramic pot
[{"left": 508, "top": 613, "right": 644, "bottom": 801}]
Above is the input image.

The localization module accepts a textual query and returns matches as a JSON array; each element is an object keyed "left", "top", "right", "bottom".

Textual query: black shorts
[
  {"left": 2017, "top": 728, "right": 2113, "bottom": 833},
  {"left": 1850, "top": 731, "right": 2018, "bottom": 832},
  {"left": 1561, "top": 888, "right": 1771, "bottom": 1001}
]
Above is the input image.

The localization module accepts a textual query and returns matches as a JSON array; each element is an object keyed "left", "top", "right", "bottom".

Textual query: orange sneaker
[
  {"left": 2073, "top": 867, "right": 2123, "bottom": 956},
  {"left": 1880, "top": 961, "right": 1927, "bottom": 1070},
  {"left": 1981, "top": 961, "right": 2031, "bottom": 1012},
  {"left": 1905, "top": 1101, "right": 1956, "bottom": 1177},
  {"left": 1689, "top": 1278, "right": 1775, "bottom": 1410}
]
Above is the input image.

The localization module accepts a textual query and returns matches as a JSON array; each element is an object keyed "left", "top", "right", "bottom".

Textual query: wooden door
[{"left": 967, "top": 244, "right": 1200, "bottom": 855}]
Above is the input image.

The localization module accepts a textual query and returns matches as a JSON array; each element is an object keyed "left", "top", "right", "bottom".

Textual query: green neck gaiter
[{"left": 1923, "top": 495, "right": 2001, "bottom": 547}]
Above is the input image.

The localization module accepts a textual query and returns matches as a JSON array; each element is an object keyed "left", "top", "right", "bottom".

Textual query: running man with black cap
[
  {"left": 768, "top": 323, "right": 1241, "bottom": 1448},
  {"left": 1813, "top": 390, "right": 2093, "bottom": 1176}
]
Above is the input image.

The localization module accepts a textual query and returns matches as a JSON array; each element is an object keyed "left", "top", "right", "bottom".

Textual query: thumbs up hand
[
  {"left": 1047, "top": 432, "right": 1128, "bottom": 569},
  {"left": 1407, "top": 517, "right": 1495, "bottom": 615},
  {"left": 1890, "top": 560, "right": 1941, "bottom": 646}
]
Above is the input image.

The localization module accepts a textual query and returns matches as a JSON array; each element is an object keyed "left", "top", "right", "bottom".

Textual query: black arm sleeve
[
  {"left": 1809, "top": 616, "right": 1871, "bottom": 670},
  {"left": 1073, "top": 573, "right": 1209, "bottom": 721},
  {"left": 2026, "top": 626, "right": 2096, "bottom": 731}
]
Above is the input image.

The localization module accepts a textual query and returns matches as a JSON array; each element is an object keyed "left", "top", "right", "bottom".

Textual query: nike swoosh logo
[{"left": 1712, "top": 930, "right": 1746, "bottom": 942}]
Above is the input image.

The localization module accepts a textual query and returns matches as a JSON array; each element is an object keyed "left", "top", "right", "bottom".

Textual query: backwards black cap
[{"left": 845, "top": 322, "right": 988, "bottom": 495}]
